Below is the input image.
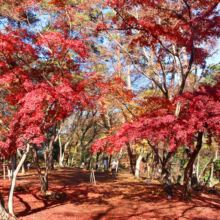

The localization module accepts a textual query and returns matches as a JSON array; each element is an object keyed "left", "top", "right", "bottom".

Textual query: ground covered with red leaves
[{"left": 0, "top": 167, "right": 220, "bottom": 220}]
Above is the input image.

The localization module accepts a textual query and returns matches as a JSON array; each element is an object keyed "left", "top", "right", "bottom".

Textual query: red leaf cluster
[{"left": 93, "top": 83, "right": 220, "bottom": 154}]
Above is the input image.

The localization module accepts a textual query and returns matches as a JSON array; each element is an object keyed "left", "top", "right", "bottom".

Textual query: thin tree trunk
[
  {"left": 0, "top": 188, "right": 10, "bottom": 220},
  {"left": 108, "top": 155, "right": 112, "bottom": 170},
  {"left": 11, "top": 157, "right": 14, "bottom": 179},
  {"left": 59, "top": 136, "right": 73, "bottom": 167},
  {"left": 3, "top": 159, "right": 5, "bottom": 180},
  {"left": 183, "top": 132, "right": 203, "bottom": 200},
  {"left": 150, "top": 154, "right": 155, "bottom": 179},
  {"left": 209, "top": 163, "right": 214, "bottom": 187},
  {"left": 209, "top": 147, "right": 218, "bottom": 187},
  {"left": 87, "top": 154, "right": 93, "bottom": 170},
  {"left": 196, "top": 151, "right": 200, "bottom": 180},
  {"left": 58, "top": 135, "right": 63, "bottom": 167},
  {"left": 8, "top": 144, "right": 30, "bottom": 216},
  {"left": 100, "top": 152, "right": 104, "bottom": 171},
  {"left": 7, "top": 165, "right": 11, "bottom": 180},
  {"left": 48, "top": 124, "right": 56, "bottom": 170},
  {"left": 127, "top": 143, "right": 136, "bottom": 175},
  {"left": 161, "top": 151, "right": 176, "bottom": 184},
  {"left": 147, "top": 162, "right": 150, "bottom": 179},
  {"left": 17, "top": 149, "right": 26, "bottom": 174},
  {"left": 198, "top": 148, "right": 219, "bottom": 182},
  {"left": 116, "top": 147, "right": 123, "bottom": 173},
  {"left": 135, "top": 145, "right": 144, "bottom": 179},
  {"left": 96, "top": 153, "right": 100, "bottom": 170},
  {"left": 32, "top": 146, "right": 48, "bottom": 194},
  {"left": 0, "top": 190, "right": 10, "bottom": 220},
  {"left": 21, "top": 164, "right": 25, "bottom": 174},
  {"left": 147, "top": 140, "right": 176, "bottom": 184}
]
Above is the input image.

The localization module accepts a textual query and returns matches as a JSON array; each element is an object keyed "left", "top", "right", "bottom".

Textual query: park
[{"left": 0, "top": 0, "right": 220, "bottom": 219}]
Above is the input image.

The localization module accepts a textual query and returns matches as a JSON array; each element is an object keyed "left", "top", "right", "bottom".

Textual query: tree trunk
[
  {"left": 48, "top": 124, "right": 56, "bottom": 170},
  {"left": 0, "top": 190, "right": 10, "bottom": 220},
  {"left": 58, "top": 135, "right": 64, "bottom": 167},
  {"left": 209, "top": 162, "right": 214, "bottom": 187},
  {"left": 198, "top": 156, "right": 212, "bottom": 181},
  {"left": 39, "top": 175, "right": 48, "bottom": 194},
  {"left": 108, "top": 155, "right": 112, "bottom": 170},
  {"left": 209, "top": 147, "right": 218, "bottom": 187},
  {"left": 147, "top": 140, "right": 176, "bottom": 184},
  {"left": 116, "top": 147, "right": 123, "bottom": 173},
  {"left": 8, "top": 144, "right": 30, "bottom": 216},
  {"left": 3, "top": 159, "right": 5, "bottom": 180},
  {"left": 17, "top": 149, "right": 26, "bottom": 174},
  {"left": 196, "top": 151, "right": 200, "bottom": 180},
  {"left": 95, "top": 153, "right": 100, "bottom": 170},
  {"left": 135, "top": 146, "right": 144, "bottom": 179},
  {"left": 11, "top": 157, "right": 14, "bottom": 179},
  {"left": 161, "top": 151, "right": 176, "bottom": 184},
  {"left": 32, "top": 146, "right": 48, "bottom": 194},
  {"left": 7, "top": 166, "right": 11, "bottom": 180},
  {"left": 183, "top": 132, "right": 203, "bottom": 201},
  {"left": 21, "top": 164, "right": 25, "bottom": 174},
  {"left": 147, "top": 162, "right": 150, "bottom": 179},
  {"left": 87, "top": 154, "right": 93, "bottom": 170},
  {"left": 127, "top": 144, "right": 136, "bottom": 175},
  {"left": 59, "top": 134, "right": 73, "bottom": 167}
]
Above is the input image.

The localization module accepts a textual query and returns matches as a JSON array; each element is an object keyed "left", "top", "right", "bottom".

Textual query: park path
[{"left": 0, "top": 167, "right": 220, "bottom": 219}]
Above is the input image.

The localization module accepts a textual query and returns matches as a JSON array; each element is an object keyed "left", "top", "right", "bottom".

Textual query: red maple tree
[{"left": 93, "top": 81, "right": 220, "bottom": 200}]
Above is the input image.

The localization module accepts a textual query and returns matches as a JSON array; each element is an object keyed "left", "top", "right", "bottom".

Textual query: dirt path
[{"left": 0, "top": 167, "right": 220, "bottom": 219}]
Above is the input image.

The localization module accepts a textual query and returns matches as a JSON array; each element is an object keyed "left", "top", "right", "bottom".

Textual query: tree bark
[
  {"left": 147, "top": 140, "right": 175, "bottom": 184},
  {"left": 161, "top": 151, "right": 176, "bottom": 184},
  {"left": 108, "top": 155, "right": 112, "bottom": 170},
  {"left": 3, "top": 159, "right": 5, "bottom": 180},
  {"left": 183, "top": 132, "right": 203, "bottom": 201},
  {"left": 0, "top": 190, "right": 10, "bottom": 220},
  {"left": 116, "top": 147, "right": 123, "bottom": 173},
  {"left": 87, "top": 154, "right": 93, "bottom": 170},
  {"left": 196, "top": 151, "right": 200, "bottom": 180},
  {"left": 209, "top": 162, "right": 214, "bottom": 187},
  {"left": 147, "top": 162, "right": 150, "bottom": 179},
  {"left": 48, "top": 124, "right": 56, "bottom": 170},
  {"left": 198, "top": 156, "right": 212, "bottom": 181},
  {"left": 58, "top": 126, "right": 76, "bottom": 167},
  {"left": 32, "top": 146, "right": 48, "bottom": 194},
  {"left": 58, "top": 135, "right": 63, "bottom": 167},
  {"left": 17, "top": 149, "right": 26, "bottom": 174},
  {"left": 96, "top": 153, "right": 100, "bottom": 170},
  {"left": 21, "top": 164, "right": 25, "bottom": 174},
  {"left": 209, "top": 147, "right": 218, "bottom": 187},
  {"left": 8, "top": 144, "right": 30, "bottom": 216},
  {"left": 135, "top": 145, "right": 144, "bottom": 179},
  {"left": 127, "top": 143, "right": 136, "bottom": 175}
]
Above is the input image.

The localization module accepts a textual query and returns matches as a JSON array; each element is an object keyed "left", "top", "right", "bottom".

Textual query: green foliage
[{"left": 202, "top": 64, "right": 220, "bottom": 86}]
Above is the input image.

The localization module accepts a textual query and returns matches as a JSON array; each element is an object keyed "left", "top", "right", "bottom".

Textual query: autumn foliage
[
  {"left": 93, "top": 82, "right": 220, "bottom": 154},
  {"left": 0, "top": 0, "right": 220, "bottom": 217}
]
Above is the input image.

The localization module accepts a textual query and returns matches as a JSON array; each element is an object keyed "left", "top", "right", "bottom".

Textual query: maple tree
[
  {"left": 93, "top": 81, "right": 220, "bottom": 200},
  {"left": 92, "top": 0, "right": 220, "bottom": 186},
  {"left": 0, "top": 0, "right": 219, "bottom": 218},
  {"left": 0, "top": 0, "right": 97, "bottom": 217},
  {"left": 0, "top": 4, "right": 132, "bottom": 215}
]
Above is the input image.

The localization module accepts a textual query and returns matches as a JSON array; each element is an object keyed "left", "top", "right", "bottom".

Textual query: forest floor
[{"left": 0, "top": 167, "right": 220, "bottom": 220}]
